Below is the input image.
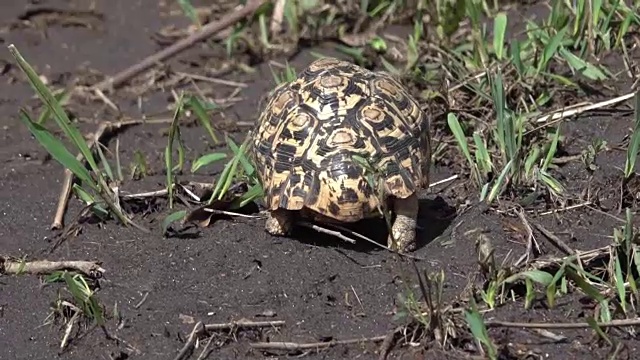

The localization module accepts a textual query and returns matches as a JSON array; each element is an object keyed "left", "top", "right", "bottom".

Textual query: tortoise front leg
[
  {"left": 265, "top": 208, "right": 294, "bottom": 236},
  {"left": 388, "top": 193, "right": 419, "bottom": 253}
]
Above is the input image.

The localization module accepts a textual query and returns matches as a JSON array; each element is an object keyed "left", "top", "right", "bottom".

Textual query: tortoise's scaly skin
[{"left": 250, "top": 57, "right": 431, "bottom": 252}]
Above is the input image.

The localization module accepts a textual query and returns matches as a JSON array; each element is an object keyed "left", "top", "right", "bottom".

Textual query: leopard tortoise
[{"left": 249, "top": 57, "right": 431, "bottom": 253}]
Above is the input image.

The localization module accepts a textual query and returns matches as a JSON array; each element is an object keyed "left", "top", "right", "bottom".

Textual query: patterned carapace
[{"left": 250, "top": 57, "right": 431, "bottom": 222}]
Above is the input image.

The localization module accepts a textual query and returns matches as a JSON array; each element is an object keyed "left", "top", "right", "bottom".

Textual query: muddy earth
[{"left": 1, "top": 1, "right": 639, "bottom": 359}]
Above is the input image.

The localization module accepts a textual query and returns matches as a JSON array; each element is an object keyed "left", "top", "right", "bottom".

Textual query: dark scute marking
[
  {"left": 325, "top": 158, "right": 363, "bottom": 180},
  {"left": 290, "top": 82, "right": 301, "bottom": 92},
  {"left": 378, "top": 135, "right": 418, "bottom": 154},
  {"left": 340, "top": 78, "right": 367, "bottom": 97},
  {"left": 362, "top": 110, "right": 396, "bottom": 132},
  {"left": 274, "top": 180, "right": 290, "bottom": 208},
  {"left": 291, "top": 187, "right": 306, "bottom": 200},
  {"left": 280, "top": 125, "right": 310, "bottom": 145},
  {"left": 398, "top": 162, "right": 416, "bottom": 187},
  {"left": 256, "top": 140, "right": 276, "bottom": 158},
  {"left": 308, "top": 85, "right": 340, "bottom": 108},
  {"left": 328, "top": 202, "right": 341, "bottom": 216},
  {"left": 384, "top": 160, "right": 401, "bottom": 177},
  {"left": 357, "top": 178, "right": 373, "bottom": 198},
  {"left": 307, "top": 77, "right": 366, "bottom": 111},
  {"left": 289, "top": 172, "right": 302, "bottom": 187},
  {"left": 337, "top": 188, "right": 360, "bottom": 204},
  {"left": 291, "top": 128, "right": 310, "bottom": 143},
  {"left": 304, "top": 171, "right": 320, "bottom": 205},
  {"left": 350, "top": 137, "right": 367, "bottom": 150},
  {"left": 273, "top": 143, "right": 298, "bottom": 173},
  {"left": 374, "top": 92, "right": 410, "bottom": 112}
]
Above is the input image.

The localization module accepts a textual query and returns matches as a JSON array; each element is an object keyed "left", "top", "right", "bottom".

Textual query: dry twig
[
  {"left": 485, "top": 318, "right": 640, "bottom": 329},
  {"left": 91, "top": 0, "right": 268, "bottom": 92},
  {"left": 1, "top": 255, "right": 104, "bottom": 277},
  {"left": 250, "top": 335, "right": 387, "bottom": 351},
  {"left": 204, "top": 319, "right": 285, "bottom": 331},
  {"left": 174, "top": 322, "right": 205, "bottom": 360},
  {"left": 173, "top": 319, "right": 285, "bottom": 360},
  {"left": 533, "top": 92, "right": 635, "bottom": 124},
  {"left": 532, "top": 222, "right": 576, "bottom": 256},
  {"left": 298, "top": 221, "right": 356, "bottom": 244}
]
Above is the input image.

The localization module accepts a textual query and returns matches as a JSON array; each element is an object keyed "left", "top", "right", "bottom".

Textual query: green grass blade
[
  {"left": 472, "top": 132, "right": 492, "bottom": 177},
  {"left": 8, "top": 45, "right": 100, "bottom": 175},
  {"left": 524, "top": 146, "right": 540, "bottom": 178},
  {"left": 615, "top": 11, "right": 633, "bottom": 48},
  {"left": 191, "top": 153, "right": 227, "bottom": 173},
  {"left": 230, "top": 183, "right": 264, "bottom": 209},
  {"left": 18, "top": 110, "right": 95, "bottom": 189},
  {"left": 613, "top": 255, "right": 627, "bottom": 314},
  {"left": 164, "top": 146, "right": 175, "bottom": 209},
  {"left": 503, "top": 269, "right": 554, "bottom": 286},
  {"left": 162, "top": 210, "right": 187, "bottom": 236},
  {"left": 36, "top": 89, "right": 70, "bottom": 125},
  {"left": 492, "top": 12, "right": 507, "bottom": 60},
  {"left": 177, "top": 0, "right": 201, "bottom": 27},
  {"left": 72, "top": 184, "right": 109, "bottom": 220},
  {"left": 538, "top": 27, "right": 568, "bottom": 72},
  {"left": 95, "top": 143, "right": 114, "bottom": 183},
  {"left": 464, "top": 300, "right": 497, "bottom": 360},
  {"left": 546, "top": 264, "right": 566, "bottom": 308},
  {"left": 542, "top": 125, "right": 561, "bottom": 172},
  {"left": 186, "top": 96, "right": 220, "bottom": 144},
  {"left": 539, "top": 171, "right": 565, "bottom": 195},
  {"left": 509, "top": 40, "right": 524, "bottom": 77},
  {"left": 559, "top": 48, "right": 608, "bottom": 80},
  {"left": 487, "top": 158, "right": 513, "bottom": 203},
  {"left": 226, "top": 135, "right": 255, "bottom": 177},
  {"left": 624, "top": 90, "right": 640, "bottom": 178},
  {"left": 215, "top": 140, "right": 249, "bottom": 201},
  {"left": 565, "top": 265, "right": 606, "bottom": 302},
  {"left": 447, "top": 113, "right": 480, "bottom": 182},
  {"left": 166, "top": 94, "right": 186, "bottom": 208},
  {"left": 586, "top": 316, "right": 613, "bottom": 346}
]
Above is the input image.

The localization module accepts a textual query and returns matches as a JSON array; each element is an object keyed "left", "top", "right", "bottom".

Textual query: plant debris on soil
[{"left": 2, "top": 0, "right": 640, "bottom": 359}]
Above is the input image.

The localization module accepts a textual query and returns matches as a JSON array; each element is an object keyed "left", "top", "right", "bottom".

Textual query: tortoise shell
[{"left": 250, "top": 57, "right": 431, "bottom": 222}]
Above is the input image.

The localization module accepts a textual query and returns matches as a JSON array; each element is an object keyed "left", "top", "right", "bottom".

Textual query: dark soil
[{"left": 1, "top": 1, "right": 639, "bottom": 360}]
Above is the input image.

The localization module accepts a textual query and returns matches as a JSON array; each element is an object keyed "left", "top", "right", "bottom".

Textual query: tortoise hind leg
[
  {"left": 388, "top": 193, "right": 419, "bottom": 253},
  {"left": 265, "top": 209, "right": 294, "bottom": 236}
]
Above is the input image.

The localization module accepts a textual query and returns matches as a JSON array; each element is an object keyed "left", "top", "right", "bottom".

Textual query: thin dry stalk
[
  {"left": 298, "top": 221, "right": 357, "bottom": 244},
  {"left": 532, "top": 223, "right": 576, "bottom": 256},
  {"left": 250, "top": 335, "right": 387, "bottom": 351},
  {"left": 173, "top": 319, "right": 285, "bottom": 360},
  {"left": 485, "top": 318, "right": 640, "bottom": 329},
  {"left": 173, "top": 321, "right": 205, "bottom": 360},
  {"left": 176, "top": 71, "right": 248, "bottom": 88},
  {"left": 204, "top": 319, "right": 285, "bottom": 331},
  {"left": 531, "top": 92, "right": 635, "bottom": 125},
  {"left": 60, "top": 311, "right": 80, "bottom": 350},
  {"left": 91, "top": 0, "right": 268, "bottom": 92},
  {"left": 1, "top": 256, "right": 105, "bottom": 277},
  {"left": 513, "top": 211, "right": 539, "bottom": 267}
]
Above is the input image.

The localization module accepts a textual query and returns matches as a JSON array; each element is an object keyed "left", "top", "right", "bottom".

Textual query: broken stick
[
  {"left": 92, "top": 0, "right": 268, "bottom": 92},
  {"left": 250, "top": 335, "right": 387, "bottom": 351},
  {"left": 174, "top": 319, "right": 285, "bottom": 360},
  {"left": 1, "top": 255, "right": 104, "bottom": 277}
]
